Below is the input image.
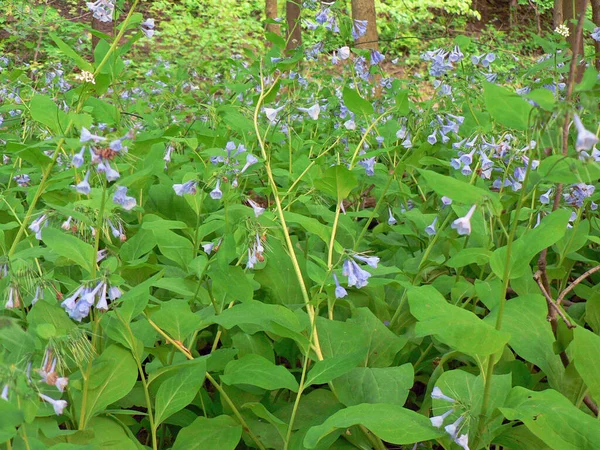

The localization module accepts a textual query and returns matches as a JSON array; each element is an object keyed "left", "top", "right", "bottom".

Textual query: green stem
[{"left": 327, "top": 202, "right": 342, "bottom": 268}]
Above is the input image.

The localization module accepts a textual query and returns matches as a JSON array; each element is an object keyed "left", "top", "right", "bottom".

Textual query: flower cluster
[
  {"left": 86, "top": 0, "right": 114, "bottom": 22},
  {"left": 60, "top": 281, "right": 121, "bottom": 321},
  {"left": 336, "top": 253, "right": 380, "bottom": 294},
  {"left": 430, "top": 387, "right": 470, "bottom": 450}
]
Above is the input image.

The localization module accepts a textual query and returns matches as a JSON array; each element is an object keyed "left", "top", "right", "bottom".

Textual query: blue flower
[
  {"left": 241, "top": 153, "right": 259, "bottom": 173},
  {"left": 425, "top": 217, "right": 438, "bottom": 236},
  {"left": 352, "top": 254, "right": 379, "bottom": 268},
  {"left": 358, "top": 157, "right": 376, "bottom": 176},
  {"left": 451, "top": 204, "right": 477, "bottom": 236},
  {"left": 540, "top": 188, "right": 553, "bottom": 205},
  {"left": 573, "top": 114, "right": 599, "bottom": 152},
  {"left": 210, "top": 179, "right": 223, "bottom": 200},
  {"left": 387, "top": 207, "right": 397, "bottom": 226},
  {"left": 72, "top": 146, "right": 85, "bottom": 168},
  {"left": 75, "top": 170, "right": 91, "bottom": 195},
  {"left": 333, "top": 274, "right": 348, "bottom": 299},
  {"left": 173, "top": 180, "right": 197, "bottom": 196},
  {"left": 352, "top": 19, "right": 368, "bottom": 39},
  {"left": 342, "top": 259, "right": 372, "bottom": 289},
  {"left": 113, "top": 186, "right": 136, "bottom": 210},
  {"left": 370, "top": 50, "right": 385, "bottom": 66}
]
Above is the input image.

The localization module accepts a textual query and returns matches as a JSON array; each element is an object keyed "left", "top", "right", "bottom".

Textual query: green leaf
[
  {"left": 316, "top": 316, "right": 369, "bottom": 360},
  {"left": 153, "top": 229, "right": 193, "bottom": 269},
  {"left": 154, "top": 357, "right": 207, "bottom": 426},
  {"left": 332, "top": 364, "right": 414, "bottom": 407},
  {"left": 221, "top": 354, "right": 299, "bottom": 392},
  {"left": 490, "top": 209, "right": 571, "bottom": 280},
  {"left": 208, "top": 264, "right": 254, "bottom": 303},
  {"left": 500, "top": 387, "right": 600, "bottom": 450},
  {"left": 446, "top": 248, "right": 492, "bottom": 269},
  {"left": 524, "top": 88, "right": 556, "bottom": 111},
  {"left": 570, "top": 327, "right": 600, "bottom": 405},
  {"left": 483, "top": 81, "right": 532, "bottom": 130},
  {"left": 242, "top": 402, "right": 287, "bottom": 439},
  {"left": 538, "top": 155, "right": 600, "bottom": 184},
  {"left": 303, "top": 404, "right": 443, "bottom": 449},
  {"left": 408, "top": 286, "right": 510, "bottom": 358},
  {"left": 74, "top": 345, "right": 137, "bottom": 420},
  {"left": 305, "top": 351, "right": 365, "bottom": 387},
  {"left": 314, "top": 165, "right": 357, "bottom": 201},
  {"left": 120, "top": 229, "right": 156, "bottom": 262},
  {"left": 418, "top": 169, "right": 500, "bottom": 211},
  {"left": 30, "top": 95, "right": 66, "bottom": 134},
  {"left": 172, "top": 416, "right": 242, "bottom": 450},
  {"left": 41, "top": 227, "right": 95, "bottom": 273},
  {"left": 395, "top": 90, "right": 410, "bottom": 116},
  {"left": 488, "top": 294, "right": 564, "bottom": 388},
  {"left": 49, "top": 32, "right": 94, "bottom": 72},
  {"left": 152, "top": 300, "right": 203, "bottom": 341},
  {"left": 347, "top": 308, "right": 407, "bottom": 367},
  {"left": 342, "top": 87, "right": 374, "bottom": 116}
]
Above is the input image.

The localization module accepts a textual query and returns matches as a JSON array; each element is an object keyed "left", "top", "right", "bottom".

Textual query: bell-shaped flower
[
  {"left": 61, "top": 216, "right": 72, "bottom": 230},
  {"left": 113, "top": 186, "right": 136, "bottom": 210},
  {"left": 573, "top": 114, "right": 599, "bottom": 152},
  {"left": 387, "top": 207, "right": 397, "bottom": 226},
  {"left": 72, "top": 147, "right": 86, "bottom": 168},
  {"left": 441, "top": 196, "right": 452, "bottom": 207},
  {"left": 370, "top": 50, "right": 385, "bottom": 66},
  {"left": 338, "top": 46, "right": 350, "bottom": 60},
  {"left": 241, "top": 153, "right": 258, "bottom": 173},
  {"left": 431, "top": 386, "right": 456, "bottom": 403},
  {"left": 96, "top": 283, "right": 108, "bottom": 310},
  {"left": 444, "top": 415, "right": 465, "bottom": 439},
  {"left": 75, "top": 171, "right": 91, "bottom": 195},
  {"left": 430, "top": 408, "right": 454, "bottom": 428},
  {"left": 264, "top": 105, "right": 285, "bottom": 123},
  {"left": 455, "top": 433, "right": 470, "bottom": 450},
  {"left": 459, "top": 149, "right": 476, "bottom": 166},
  {"left": 342, "top": 259, "right": 372, "bottom": 289},
  {"left": 80, "top": 126, "right": 105, "bottom": 143},
  {"left": 173, "top": 180, "right": 197, "bottom": 196},
  {"left": 298, "top": 104, "right": 320, "bottom": 120},
  {"left": 210, "top": 179, "right": 223, "bottom": 200},
  {"left": 425, "top": 217, "right": 438, "bottom": 236},
  {"left": 29, "top": 214, "right": 47, "bottom": 236},
  {"left": 38, "top": 393, "right": 67, "bottom": 416},
  {"left": 540, "top": 188, "right": 553, "bottom": 205},
  {"left": 247, "top": 199, "right": 265, "bottom": 217},
  {"left": 203, "top": 242, "right": 215, "bottom": 254},
  {"left": 102, "top": 161, "right": 120, "bottom": 182},
  {"left": 359, "top": 157, "right": 376, "bottom": 176},
  {"left": 451, "top": 204, "right": 477, "bottom": 236},
  {"left": 352, "top": 254, "right": 379, "bottom": 268},
  {"left": 333, "top": 274, "right": 348, "bottom": 299},
  {"left": 55, "top": 377, "right": 69, "bottom": 393},
  {"left": 108, "top": 286, "right": 122, "bottom": 301},
  {"left": 1, "top": 384, "right": 8, "bottom": 400}
]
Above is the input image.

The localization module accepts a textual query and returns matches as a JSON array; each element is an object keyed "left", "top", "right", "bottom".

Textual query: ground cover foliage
[{"left": 1, "top": 0, "right": 600, "bottom": 449}]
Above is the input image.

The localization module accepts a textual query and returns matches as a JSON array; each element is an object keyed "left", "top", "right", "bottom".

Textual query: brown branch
[
  {"left": 556, "top": 264, "right": 600, "bottom": 307},
  {"left": 534, "top": 272, "right": 576, "bottom": 329}
]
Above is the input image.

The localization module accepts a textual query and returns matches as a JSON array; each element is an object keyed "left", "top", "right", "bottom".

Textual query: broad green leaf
[
  {"left": 342, "top": 87, "right": 374, "bottom": 116},
  {"left": 172, "top": 416, "right": 242, "bottom": 450},
  {"left": 538, "top": 155, "right": 600, "bottom": 184},
  {"left": 284, "top": 211, "right": 331, "bottom": 245},
  {"left": 242, "top": 402, "right": 287, "bottom": 439},
  {"left": 570, "top": 327, "right": 600, "bottom": 405},
  {"left": 120, "top": 229, "right": 156, "bottom": 262},
  {"left": 418, "top": 169, "right": 500, "bottom": 211},
  {"left": 490, "top": 209, "right": 571, "bottom": 280},
  {"left": 152, "top": 300, "right": 204, "bottom": 341},
  {"left": 347, "top": 308, "right": 407, "bottom": 367},
  {"left": 314, "top": 165, "right": 357, "bottom": 200},
  {"left": 28, "top": 300, "right": 75, "bottom": 335},
  {"left": 221, "top": 354, "right": 299, "bottom": 392},
  {"left": 49, "top": 32, "right": 94, "bottom": 72},
  {"left": 395, "top": 90, "right": 410, "bottom": 115},
  {"left": 316, "top": 316, "right": 369, "bottom": 360},
  {"left": 74, "top": 345, "right": 137, "bottom": 420},
  {"left": 446, "top": 248, "right": 492, "bottom": 269},
  {"left": 500, "top": 387, "right": 600, "bottom": 450},
  {"left": 231, "top": 331, "right": 275, "bottom": 364},
  {"left": 303, "top": 404, "right": 443, "bottom": 449},
  {"left": 332, "top": 364, "right": 414, "bottom": 406},
  {"left": 30, "top": 95, "right": 66, "bottom": 134},
  {"left": 154, "top": 357, "right": 207, "bottom": 426},
  {"left": 408, "top": 286, "right": 510, "bottom": 359},
  {"left": 209, "top": 263, "right": 254, "bottom": 303},
  {"left": 487, "top": 295, "right": 564, "bottom": 388},
  {"left": 483, "top": 81, "right": 532, "bottom": 130},
  {"left": 305, "top": 351, "right": 365, "bottom": 387},
  {"left": 153, "top": 229, "right": 193, "bottom": 269},
  {"left": 41, "top": 227, "right": 95, "bottom": 273},
  {"left": 524, "top": 88, "right": 556, "bottom": 111},
  {"left": 86, "top": 417, "right": 139, "bottom": 450}
]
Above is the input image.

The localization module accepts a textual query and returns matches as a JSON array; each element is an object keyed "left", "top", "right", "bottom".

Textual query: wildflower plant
[{"left": 1, "top": 1, "right": 600, "bottom": 450}]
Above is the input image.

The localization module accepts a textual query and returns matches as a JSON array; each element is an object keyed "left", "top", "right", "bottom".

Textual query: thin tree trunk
[
  {"left": 351, "top": 0, "right": 379, "bottom": 50},
  {"left": 91, "top": 18, "right": 113, "bottom": 55},
  {"left": 554, "top": 0, "right": 564, "bottom": 27},
  {"left": 285, "top": 0, "right": 302, "bottom": 51},
  {"left": 563, "top": 0, "right": 588, "bottom": 81},
  {"left": 592, "top": 0, "right": 600, "bottom": 70},
  {"left": 265, "top": 0, "right": 280, "bottom": 36}
]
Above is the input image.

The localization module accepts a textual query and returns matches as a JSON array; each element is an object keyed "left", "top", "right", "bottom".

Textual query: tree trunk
[
  {"left": 563, "top": 0, "right": 588, "bottom": 81},
  {"left": 265, "top": 0, "right": 280, "bottom": 36},
  {"left": 553, "top": 0, "right": 564, "bottom": 28},
  {"left": 91, "top": 18, "right": 113, "bottom": 55},
  {"left": 351, "top": 0, "right": 379, "bottom": 50},
  {"left": 592, "top": 0, "right": 600, "bottom": 70},
  {"left": 285, "top": 0, "right": 302, "bottom": 51}
]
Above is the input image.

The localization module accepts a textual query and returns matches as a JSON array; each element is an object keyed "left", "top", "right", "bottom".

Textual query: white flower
[
  {"left": 264, "top": 105, "right": 285, "bottom": 123},
  {"left": 455, "top": 433, "right": 470, "bottom": 450},
  {"left": 431, "top": 386, "right": 456, "bottom": 403},
  {"left": 451, "top": 204, "right": 477, "bottom": 236},
  {"left": 555, "top": 24, "right": 570, "bottom": 38},
  {"left": 444, "top": 415, "right": 465, "bottom": 439},
  {"left": 298, "top": 104, "right": 320, "bottom": 120},
  {"left": 430, "top": 408, "right": 454, "bottom": 428},
  {"left": 338, "top": 46, "right": 350, "bottom": 60},
  {"left": 38, "top": 393, "right": 68, "bottom": 415},
  {"left": 573, "top": 114, "right": 599, "bottom": 152}
]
